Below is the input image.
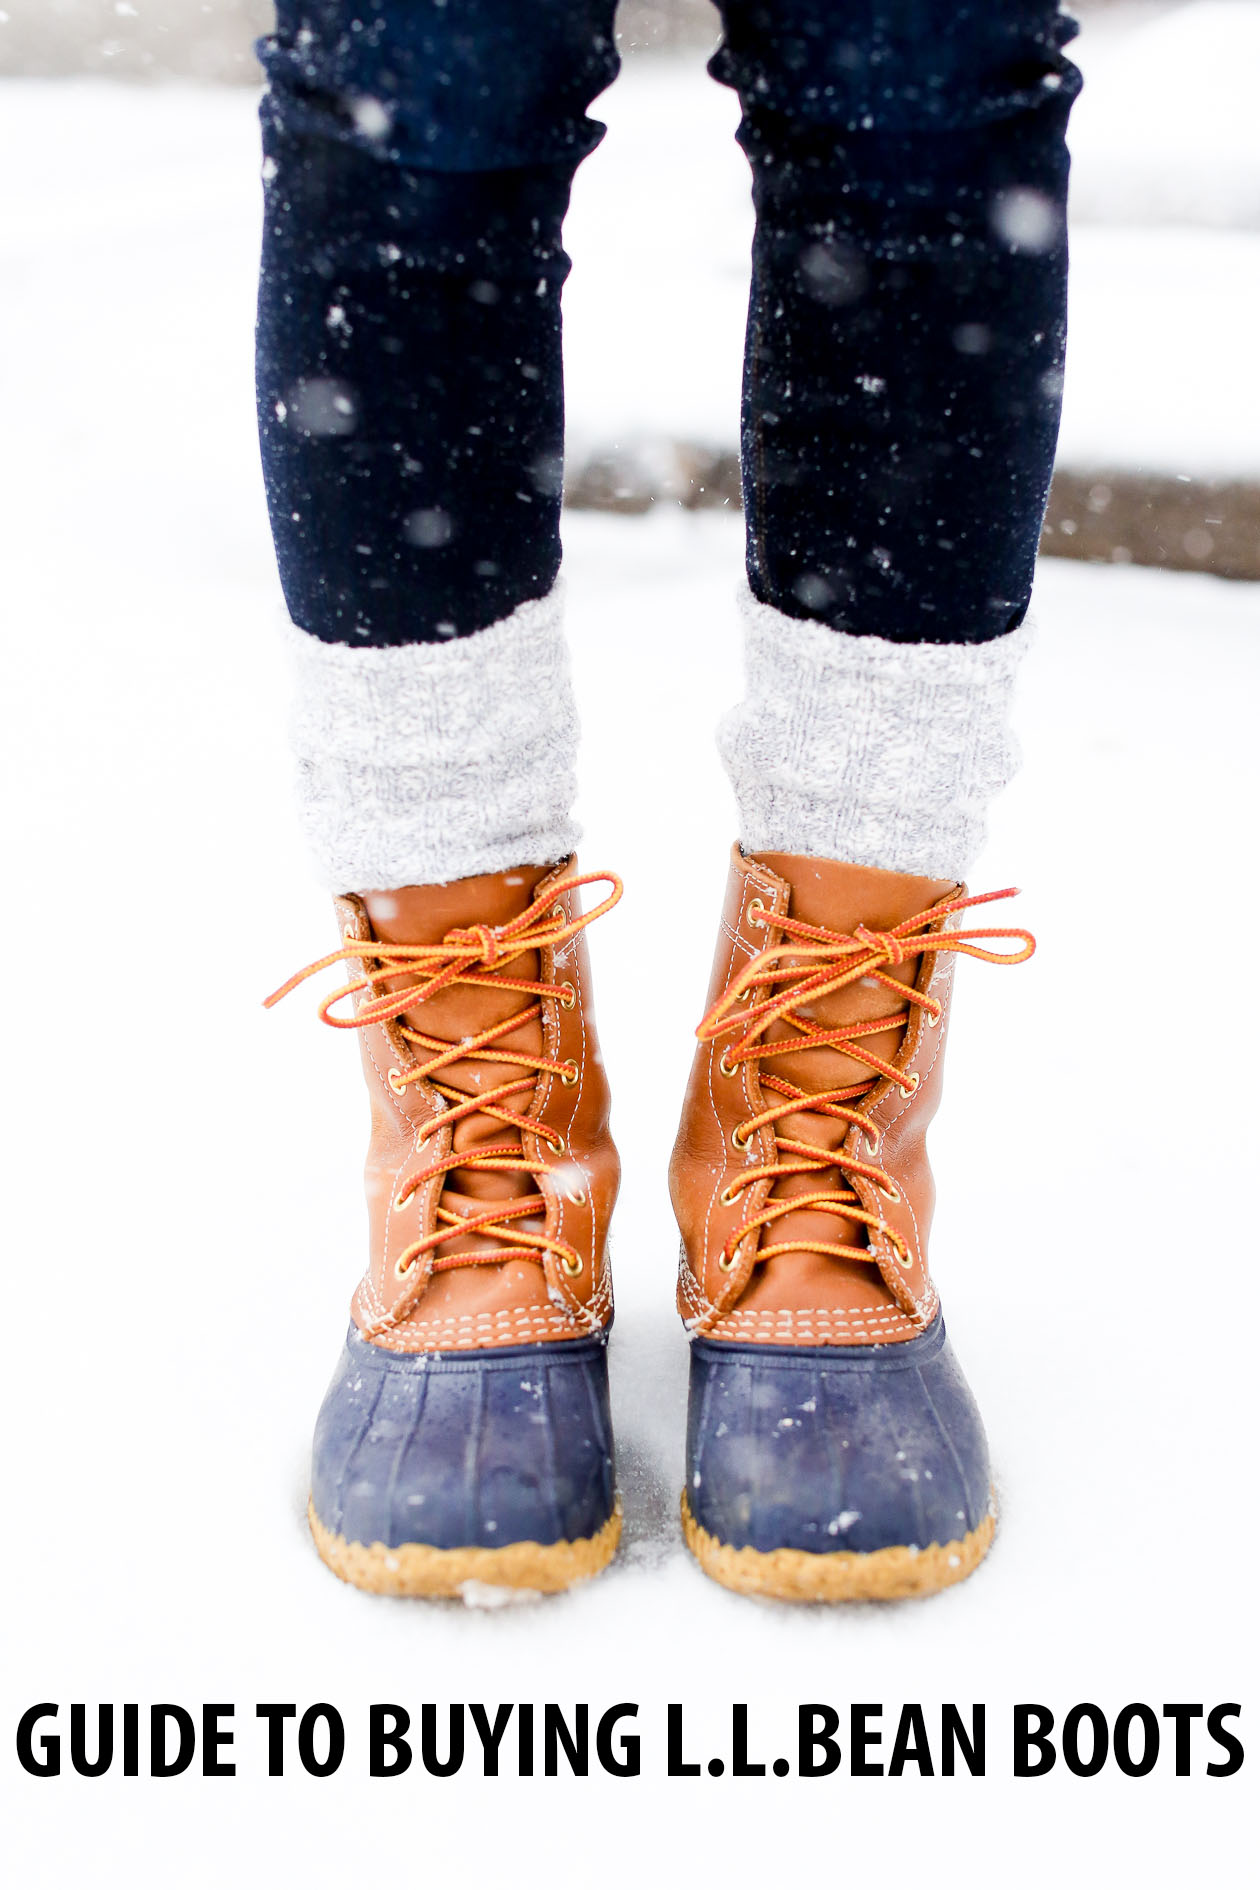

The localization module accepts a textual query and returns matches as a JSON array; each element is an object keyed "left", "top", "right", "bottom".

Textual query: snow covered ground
[
  {"left": 1068, "top": 0, "right": 1260, "bottom": 230},
  {"left": 2, "top": 37, "right": 1257, "bottom": 1890}
]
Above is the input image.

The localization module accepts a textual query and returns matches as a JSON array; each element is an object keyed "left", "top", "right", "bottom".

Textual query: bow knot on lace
[
  {"left": 446, "top": 922, "right": 503, "bottom": 967},
  {"left": 853, "top": 922, "right": 910, "bottom": 966}
]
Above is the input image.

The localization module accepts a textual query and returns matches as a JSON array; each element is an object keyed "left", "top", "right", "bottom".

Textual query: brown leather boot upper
[
  {"left": 670, "top": 845, "right": 1032, "bottom": 1347},
  {"left": 271, "top": 858, "right": 621, "bottom": 1353}
]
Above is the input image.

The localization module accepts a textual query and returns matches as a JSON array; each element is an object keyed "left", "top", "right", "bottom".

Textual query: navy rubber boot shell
[
  {"left": 311, "top": 1326, "right": 616, "bottom": 1553},
  {"left": 685, "top": 1313, "right": 991, "bottom": 1559}
]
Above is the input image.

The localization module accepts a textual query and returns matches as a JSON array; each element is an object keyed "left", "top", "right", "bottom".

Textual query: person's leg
[
  {"left": 714, "top": 0, "right": 1080, "bottom": 877},
  {"left": 257, "top": 1, "right": 625, "bottom": 1597},
  {"left": 672, "top": 1, "right": 1079, "bottom": 1599},
  {"left": 257, "top": 0, "right": 617, "bottom": 886}
]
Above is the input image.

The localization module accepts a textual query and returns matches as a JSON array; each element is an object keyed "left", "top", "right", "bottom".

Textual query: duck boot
[
  {"left": 269, "top": 863, "right": 623, "bottom": 1597},
  {"left": 670, "top": 846, "right": 1033, "bottom": 1601}
]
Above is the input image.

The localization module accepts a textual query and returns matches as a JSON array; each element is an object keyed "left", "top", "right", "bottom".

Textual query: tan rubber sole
[
  {"left": 308, "top": 1497, "right": 622, "bottom": 1598},
  {"left": 681, "top": 1491, "right": 996, "bottom": 1602}
]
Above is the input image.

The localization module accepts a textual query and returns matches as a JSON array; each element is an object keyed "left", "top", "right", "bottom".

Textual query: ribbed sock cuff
[
  {"left": 718, "top": 588, "right": 1031, "bottom": 881},
  {"left": 283, "top": 587, "right": 579, "bottom": 890}
]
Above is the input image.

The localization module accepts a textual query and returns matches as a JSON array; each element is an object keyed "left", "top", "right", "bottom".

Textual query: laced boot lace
[
  {"left": 696, "top": 886, "right": 1034, "bottom": 1273},
  {"left": 266, "top": 872, "right": 622, "bottom": 1280}
]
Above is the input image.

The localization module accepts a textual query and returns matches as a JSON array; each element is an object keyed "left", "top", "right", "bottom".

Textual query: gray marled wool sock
[
  {"left": 284, "top": 586, "right": 579, "bottom": 891},
  {"left": 719, "top": 587, "right": 1031, "bottom": 881}
]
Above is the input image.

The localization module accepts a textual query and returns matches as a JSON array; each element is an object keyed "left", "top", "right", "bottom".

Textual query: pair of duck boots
[{"left": 269, "top": 845, "right": 1032, "bottom": 1602}]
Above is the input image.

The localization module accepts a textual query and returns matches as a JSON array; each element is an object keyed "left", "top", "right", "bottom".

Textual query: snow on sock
[
  {"left": 718, "top": 586, "right": 1032, "bottom": 882},
  {"left": 283, "top": 585, "right": 579, "bottom": 890}
]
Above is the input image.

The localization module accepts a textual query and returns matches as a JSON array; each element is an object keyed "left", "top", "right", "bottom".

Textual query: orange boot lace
[
  {"left": 265, "top": 872, "right": 622, "bottom": 1280},
  {"left": 697, "top": 887, "right": 1034, "bottom": 1273}
]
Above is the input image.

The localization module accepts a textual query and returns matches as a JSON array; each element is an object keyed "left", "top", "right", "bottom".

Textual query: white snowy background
[{"left": 2, "top": 3, "right": 1256, "bottom": 1885}]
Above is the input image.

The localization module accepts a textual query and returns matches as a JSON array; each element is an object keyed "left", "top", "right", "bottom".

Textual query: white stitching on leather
[
  {"left": 710, "top": 1298, "right": 937, "bottom": 1341},
  {"left": 867, "top": 947, "right": 952, "bottom": 1307},
  {"left": 371, "top": 1274, "right": 614, "bottom": 1351},
  {"left": 569, "top": 936, "right": 598, "bottom": 1329},
  {"left": 710, "top": 869, "right": 786, "bottom": 1309},
  {"left": 700, "top": 889, "right": 744, "bottom": 1284}
]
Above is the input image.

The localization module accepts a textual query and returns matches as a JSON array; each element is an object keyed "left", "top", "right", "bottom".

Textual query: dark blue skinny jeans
[{"left": 256, "top": 2, "right": 1081, "bottom": 648}]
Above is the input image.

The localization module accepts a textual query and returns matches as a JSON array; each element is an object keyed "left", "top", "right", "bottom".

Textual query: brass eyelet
[
  {"left": 392, "top": 1189, "right": 412, "bottom": 1212},
  {"left": 561, "top": 1253, "right": 584, "bottom": 1277},
  {"left": 898, "top": 1072, "right": 921, "bottom": 1098},
  {"left": 718, "top": 1251, "right": 737, "bottom": 1272},
  {"left": 558, "top": 980, "right": 577, "bottom": 1011},
  {"left": 731, "top": 1125, "right": 750, "bottom": 1152},
  {"left": 547, "top": 1133, "right": 566, "bottom": 1157},
  {"left": 863, "top": 1131, "right": 880, "bottom": 1157},
  {"left": 560, "top": 1061, "right": 579, "bottom": 1088},
  {"left": 718, "top": 1049, "right": 737, "bottom": 1078},
  {"left": 719, "top": 1182, "right": 742, "bottom": 1207},
  {"left": 551, "top": 904, "right": 565, "bottom": 923},
  {"left": 896, "top": 1251, "right": 914, "bottom": 1271},
  {"left": 878, "top": 1181, "right": 901, "bottom": 1204},
  {"left": 924, "top": 1006, "right": 943, "bottom": 1029},
  {"left": 565, "top": 1185, "right": 588, "bottom": 1206},
  {"left": 394, "top": 1255, "right": 416, "bottom": 1280},
  {"left": 387, "top": 1068, "right": 407, "bottom": 1097},
  {"left": 747, "top": 896, "right": 766, "bottom": 927}
]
